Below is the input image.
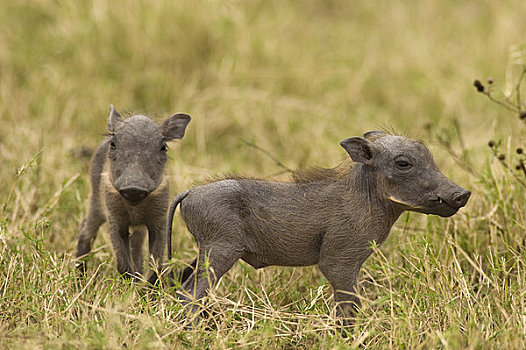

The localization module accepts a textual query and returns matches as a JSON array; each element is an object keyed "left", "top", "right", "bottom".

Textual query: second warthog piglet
[
  {"left": 76, "top": 105, "right": 190, "bottom": 284},
  {"left": 167, "top": 130, "right": 470, "bottom": 325}
]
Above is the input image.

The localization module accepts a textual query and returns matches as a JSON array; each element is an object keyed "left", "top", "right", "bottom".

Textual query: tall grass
[{"left": 1, "top": 0, "right": 525, "bottom": 348}]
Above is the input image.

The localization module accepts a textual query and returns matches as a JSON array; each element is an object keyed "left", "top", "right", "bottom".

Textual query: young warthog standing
[
  {"left": 167, "top": 131, "right": 470, "bottom": 324},
  {"left": 76, "top": 105, "right": 190, "bottom": 284}
]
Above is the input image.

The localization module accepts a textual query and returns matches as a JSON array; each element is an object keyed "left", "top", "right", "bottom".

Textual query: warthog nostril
[
  {"left": 119, "top": 187, "right": 149, "bottom": 203},
  {"left": 452, "top": 189, "right": 471, "bottom": 207}
]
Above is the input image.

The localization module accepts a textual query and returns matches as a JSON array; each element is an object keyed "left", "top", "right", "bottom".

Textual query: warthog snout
[
  {"left": 452, "top": 189, "right": 471, "bottom": 207},
  {"left": 431, "top": 186, "right": 471, "bottom": 217},
  {"left": 119, "top": 186, "right": 150, "bottom": 204}
]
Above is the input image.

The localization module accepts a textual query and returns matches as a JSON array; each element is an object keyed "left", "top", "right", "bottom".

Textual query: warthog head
[
  {"left": 341, "top": 130, "right": 471, "bottom": 217},
  {"left": 106, "top": 105, "right": 191, "bottom": 205}
]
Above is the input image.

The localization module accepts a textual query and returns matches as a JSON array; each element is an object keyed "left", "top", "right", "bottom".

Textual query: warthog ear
[
  {"left": 161, "top": 113, "right": 191, "bottom": 140},
  {"left": 107, "top": 105, "right": 122, "bottom": 132},
  {"left": 340, "top": 137, "right": 376, "bottom": 165}
]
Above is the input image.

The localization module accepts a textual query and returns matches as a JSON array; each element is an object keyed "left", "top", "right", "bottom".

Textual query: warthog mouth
[
  {"left": 428, "top": 196, "right": 461, "bottom": 217},
  {"left": 389, "top": 195, "right": 461, "bottom": 217},
  {"left": 388, "top": 196, "right": 423, "bottom": 210},
  {"left": 125, "top": 198, "right": 144, "bottom": 206}
]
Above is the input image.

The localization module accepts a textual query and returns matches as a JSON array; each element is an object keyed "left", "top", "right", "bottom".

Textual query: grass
[{"left": 1, "top": 0, "right": 526, "bottom": 348}]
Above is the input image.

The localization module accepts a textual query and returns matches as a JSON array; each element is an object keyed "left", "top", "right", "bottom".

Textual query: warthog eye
[
  {"left": 110, "top": 141, "right": 116, "bottom": 150},
  {"left": 160, "top": 142, "right": 167, "bottom": 152},
  {"left": 395, "top": 160, "right": 411, "bottom": 169}
]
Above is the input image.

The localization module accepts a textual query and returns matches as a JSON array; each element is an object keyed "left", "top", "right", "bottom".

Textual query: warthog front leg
[
  {"left": 107, "top": 221, "right": 137, "bottom": 280},
  {"left": 333, "top": 285, "right": 361, "bottom": 327},
  {"left": 319, "top": 254, "right": 364, "bottom": 327},
  {"left": 130, "top": 226, "right": 147, "bottom": 276},
  {"left": 75, "top": 196, "right": 106, "bottom": 274},
  {"left": 144, "top": 221, "right": 167, "bottom": 285}
]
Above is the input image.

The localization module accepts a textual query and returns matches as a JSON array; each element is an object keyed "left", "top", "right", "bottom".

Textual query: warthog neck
[
  {"left": 292, "top": 161, "right": 403, "bottom": 227},
  {"left": 344, "top": 163, "right": 403, "bottom": 244}
]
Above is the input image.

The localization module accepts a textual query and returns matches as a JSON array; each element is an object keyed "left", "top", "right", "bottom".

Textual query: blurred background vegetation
[{"left": 1, "top": 0, "right": 525, "bottom": 348}]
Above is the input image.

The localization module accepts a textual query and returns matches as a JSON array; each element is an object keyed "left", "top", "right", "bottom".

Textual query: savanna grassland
[{"left": 1, "top": 0, "right": 526, "bottom": 348}]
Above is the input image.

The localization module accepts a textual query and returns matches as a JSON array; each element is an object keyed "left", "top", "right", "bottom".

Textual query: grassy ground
[{"left": 1, "top": 0, "right": 526, "bottom": 348}]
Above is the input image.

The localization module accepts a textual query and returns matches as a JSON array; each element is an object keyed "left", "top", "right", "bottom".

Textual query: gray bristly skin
[
  {"left": 76, "top": 105, "right": 190, "bottom": 285},
  {"left": 167, "top": 130, "right": 471, "bottom": 326}
]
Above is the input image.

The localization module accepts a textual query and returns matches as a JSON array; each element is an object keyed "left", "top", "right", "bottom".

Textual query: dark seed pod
[
  {"left": 487, "top": 77, "right": 494, "bottom": 84},
  {"left": 498, "top": 154, "right": 505, "bottom": 161},
  {"left": 474, "top": 80, "right": 485, "bottom": 92},
  {"left": 517, "top": 148, "right": 524, "bottom": 154},
  {"left": 488, "top": 140, "right": 495, "bottom": 148},
  {"left": 520, "top": 111, "right": 526, "bottom": 120}
]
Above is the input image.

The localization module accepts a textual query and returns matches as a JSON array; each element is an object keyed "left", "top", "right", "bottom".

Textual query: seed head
[
  {"left": 517, "top": 148, "right": 524, "bottom": 154},
  {"left": 487, "top": 77, "right": 494, "bottom": 84},
  {"left": 488, "top": 140, "right": 495, "bottom": 148},
  {"left": 474, "top": 80, "right": 485, "bottom": 92},
  {"left": 520, "top": 111, "right": 526, "bottom": 120},
  {"left": 423, "top": 122, "right": 432, "bottom": 131},
  {"left": 498, "top": 154, "right": 505, "bottom": 161}
]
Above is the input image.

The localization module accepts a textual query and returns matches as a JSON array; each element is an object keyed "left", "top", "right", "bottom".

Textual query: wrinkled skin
[
  {"left": 76, "top": 105, "right": 190, "bottom": 284},
  {"left": 167, "top": 131, "right": 470, "bottom": 326}
]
